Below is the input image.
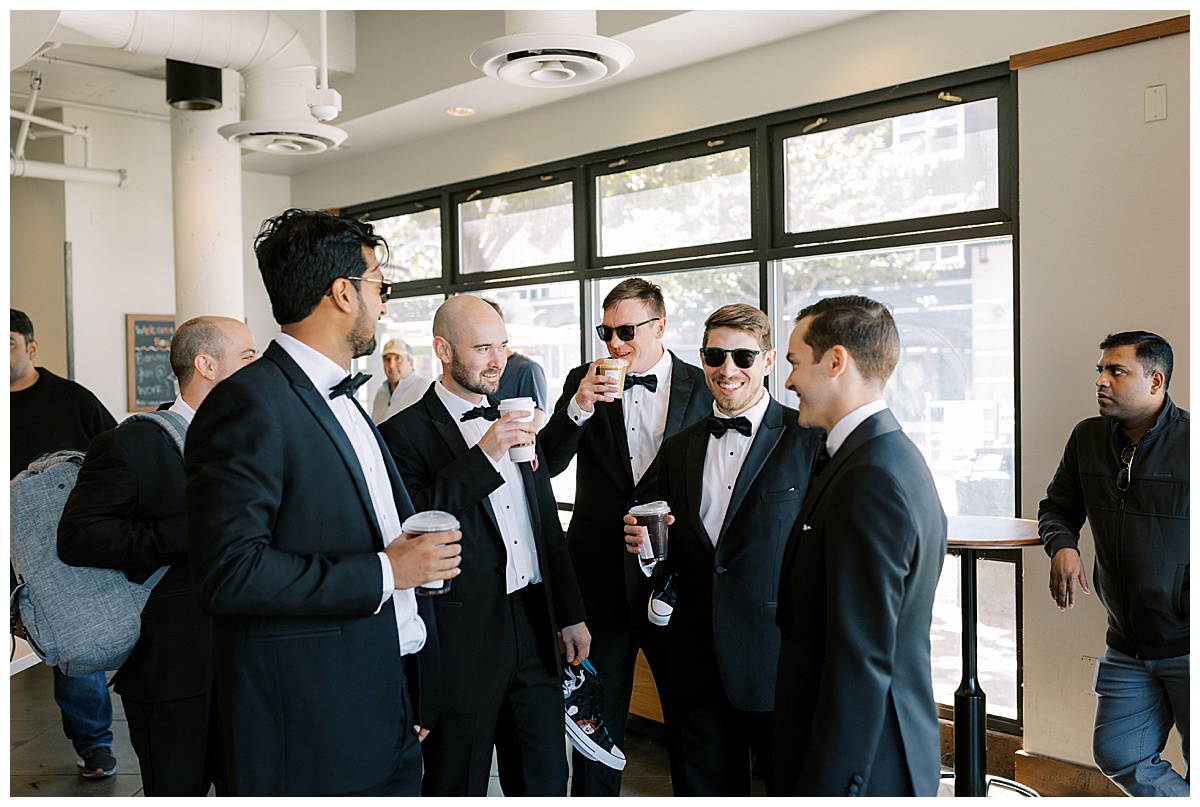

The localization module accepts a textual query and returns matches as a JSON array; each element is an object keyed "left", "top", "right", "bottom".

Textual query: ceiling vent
[
  {"left": 219, "top": 121, "right": 346, "bottom": 155},
  {"left": 471, "top": 11, "right": 633, "bottom": 89}
]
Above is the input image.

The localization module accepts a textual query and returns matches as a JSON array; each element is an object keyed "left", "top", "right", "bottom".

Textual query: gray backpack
[{"left": 9, "top": 410, "right": 187, "bottom": 677}]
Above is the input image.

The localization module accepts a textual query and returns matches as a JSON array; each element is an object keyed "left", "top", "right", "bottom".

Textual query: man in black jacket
[
  {"left": 540, "top": 277, "right": 712, "bottom": 796},
  {"left": 1039, "top": 331, "right": 1189, "bottom": 797},
  {"left": 379, "top": 294, "right": 589, "bottom": 796},
  {"left": 185, "top": 209, "right": 461, "bottom": 796},
  {"left": 58, "top": 315, "right": 257, "bottom": 796},
  {"left": 623, "top": 304, "right": 822, "bottom": 794}
]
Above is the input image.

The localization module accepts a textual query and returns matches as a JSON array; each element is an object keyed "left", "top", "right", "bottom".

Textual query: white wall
[
  {"left": 1018, "top": 32, "right": 1189, "bottom": 768},
  {"left": 59, "top": 108, "right": 174, "bottom": 419},
  {"left": 240, "top": 171, "right": 291, "bottom": 351},
  {"left": 292, "top": 10, "right": 1180, "bottom": 208}
]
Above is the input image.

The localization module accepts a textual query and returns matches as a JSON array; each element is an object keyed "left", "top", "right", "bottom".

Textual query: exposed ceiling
[{"left": 10, "top": 10, "right": 877, "bottom": 177}]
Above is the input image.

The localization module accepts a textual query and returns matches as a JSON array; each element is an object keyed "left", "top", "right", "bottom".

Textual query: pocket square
[{"left": 802, "top": 524, "right": 812, "bottom": 531}]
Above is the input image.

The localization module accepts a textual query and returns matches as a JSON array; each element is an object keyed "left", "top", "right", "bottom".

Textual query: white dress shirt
[
  {"left": 700, "top": 389, "right": 771, "bottom": 546},
  {"left": 434, "top": 380, "right": 542, "bottom": 594},
  {"left": 827, "top": 398, "right": 889, "bottom": 457},
  {"left": 276, "top": 333, "right": 426, "bottom": 655},
  {"left": 167, "top": 396, "right": 197, "bottom": 424},
  {"left": 565, "top": 348, "right": 674, "bottom": 485}
]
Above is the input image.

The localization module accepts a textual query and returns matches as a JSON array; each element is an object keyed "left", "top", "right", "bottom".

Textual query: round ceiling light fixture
[
  {"left": 218, "top": 119, "right": 348, "bottom": 155},
  {"left": 470, "top": 12, "right": 633, "bottom": 89}
]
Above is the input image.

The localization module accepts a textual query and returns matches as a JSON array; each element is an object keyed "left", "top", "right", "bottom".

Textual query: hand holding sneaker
[{"left": 562, "top": 656, "right": 626, "bottom": 771}]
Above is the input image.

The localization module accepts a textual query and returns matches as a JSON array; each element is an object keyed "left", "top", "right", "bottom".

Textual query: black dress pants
[{"left": 122, "top": 693, "right": 213, "bottom": 796}]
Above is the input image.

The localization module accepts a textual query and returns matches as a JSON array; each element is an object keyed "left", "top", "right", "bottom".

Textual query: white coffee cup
[{"left": 497, "top": 397, "right": 536, "bottom": 463}]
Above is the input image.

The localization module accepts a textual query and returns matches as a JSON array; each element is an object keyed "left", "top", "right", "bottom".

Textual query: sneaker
[
  {"left": 647, "top": 574, "right": 677, "bottom": 627},
  {"left": 562, "top": 657, "right": 626, "bottom": 771},
  {"left": 78, "top": 746, "right": 117, "bottom": 779}
]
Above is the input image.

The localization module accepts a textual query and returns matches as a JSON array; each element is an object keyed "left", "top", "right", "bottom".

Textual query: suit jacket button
[
  {"left": 852, "top": 775, "right": 863, "bottom": 785},
  {"left": 714, "top": 565, "right": 726, "bottom": 574},
  {"left": 495, "top": 565, "right": 506, "bottom": 574}
]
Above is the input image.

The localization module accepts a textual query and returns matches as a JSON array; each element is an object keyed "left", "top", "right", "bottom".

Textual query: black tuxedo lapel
[
  {"left": 266, "top": 342, "right": 384, "bottom": 548},
  {"left": 684, "top": 428, "right": 714, "bottom": 553},
  {"left": 601, "top": 394, "right": 635, "bottom": 487},
  {"left": 663, "top": 351, "right": 698, "bottom": 438},
  {"left": 717, "top": 398, "right": 785, "bottom": 547},
  {"left": 796, "top": 408, "right": 903, "bottom": 526},
  {"left": 423, "top": 385, "right": 503, "bottom": 540}
]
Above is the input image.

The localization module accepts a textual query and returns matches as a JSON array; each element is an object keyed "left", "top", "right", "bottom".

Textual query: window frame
[{"left": 342, "top": 61, "right": 1023, "bottom": 734}]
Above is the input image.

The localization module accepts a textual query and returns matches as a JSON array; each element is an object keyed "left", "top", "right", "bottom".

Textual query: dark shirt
[
  {"left": 10, "top": 368, "right": 117, "bottom": 479},
  {"left": 496, "top": 351, "right": 549, "bottom": 411}
]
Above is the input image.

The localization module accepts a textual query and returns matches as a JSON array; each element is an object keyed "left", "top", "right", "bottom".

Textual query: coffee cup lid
[
  {"left": 498, "top": 397, "right": 535, "bottom": 411},
  {"left": 629, "top": 500, "right": 670, "bottom": 516},
  {"left": 402, "top": 510, "right": 460, "bottom": 533}
]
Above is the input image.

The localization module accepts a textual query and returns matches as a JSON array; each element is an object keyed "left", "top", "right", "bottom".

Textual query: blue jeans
[
  {"left": 1092, "top": 647, "right": 1189, "bottom": 796},
  {"left": 52, "top": 667, "right": 114, "bottom": 757}
]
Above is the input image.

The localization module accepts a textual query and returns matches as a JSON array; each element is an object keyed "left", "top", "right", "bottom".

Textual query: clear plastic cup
[
  {"left": 597, "top": 357, "right": 629, "bottom": 400},
  {"left": 629, "top": 501, "right": 671, "bottom": 564},
  {"left": 401, "top": 510, "right": 460, "bottom": 596}
]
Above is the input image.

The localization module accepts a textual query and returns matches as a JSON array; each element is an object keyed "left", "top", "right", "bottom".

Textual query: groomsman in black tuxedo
[
  {"left": 379, "top": 294, "right": 589, "bottom": 796},
  {"left": 58, "top": 315, "right": 258, "bottom": 796},
  {"left": 185, "top": 209, "right": 462, "bottom": 796},
  {"left": 623, "top": 304, "right": 822, "bottom": 795},
  {"left": 774, "top": 295, "right": 947, "bottom": 797},
  {"left": 541, "top": 277, "right": 712, "bottom": 796}
]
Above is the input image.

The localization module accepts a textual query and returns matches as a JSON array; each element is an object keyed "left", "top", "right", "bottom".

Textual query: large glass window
[
  {"left": 459, "top": 182, "right": 574, "bottom": 274},
  {"left": 784, "top": 99, "right": 998, "bottom": 234},
  {"left": 372, "top": 207, "right": 442, "bottom": 283},
  {"left": 597, "top": 147, "right": 752, "bottom": 257}
]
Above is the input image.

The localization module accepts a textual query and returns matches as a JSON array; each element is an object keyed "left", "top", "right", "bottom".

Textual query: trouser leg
[
  {"left": 52, "top": 667, "right": 114, "bottom": 756},
  {"left": 123, "top": 694, "right": 212, "bottom": 796}
]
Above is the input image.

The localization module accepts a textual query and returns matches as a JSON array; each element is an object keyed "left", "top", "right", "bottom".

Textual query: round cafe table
[{"left": 945, "top": 516, "right": 1042, "bottom": 798}]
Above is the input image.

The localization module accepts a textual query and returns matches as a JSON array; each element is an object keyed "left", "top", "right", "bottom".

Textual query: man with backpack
[
  {"left": 56, "top": 316, "right": 257, "bottom": 796},
  {"left": 10, "top": 308, "right": 118, "bottom": 779}
]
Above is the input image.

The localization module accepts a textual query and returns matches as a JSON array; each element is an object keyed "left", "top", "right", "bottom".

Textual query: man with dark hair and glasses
[
  {"left": 184, "top": 208, "right": 461, "bottom": 796},
  {"left": 622, "top": 303, "right": 822, "bottom": 794},
  {"left": 541, "top": 276, "right": 712, "bottom": 796},
  {"left": 1038, "top": 330, "right": 1189, "bottom": 797}
]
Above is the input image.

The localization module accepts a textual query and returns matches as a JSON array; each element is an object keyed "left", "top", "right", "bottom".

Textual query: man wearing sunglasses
[
  {"left": 621, "top": 304, "right": 823, "bottom": 795},
  {"left": 541, "top": 277, "right": 712, "bottom": 796},
  {"left": 1038, "top": 331, "right": 1189, "bottom": 797}
]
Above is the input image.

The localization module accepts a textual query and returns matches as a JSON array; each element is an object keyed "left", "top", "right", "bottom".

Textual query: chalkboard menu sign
[{"left": 126, "top": 314, "right": 176, "bottom": 412}]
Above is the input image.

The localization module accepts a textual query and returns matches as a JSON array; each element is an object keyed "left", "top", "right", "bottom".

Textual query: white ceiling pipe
[{"left": 11, "top": 156, "right": 126, "bottom": 187}]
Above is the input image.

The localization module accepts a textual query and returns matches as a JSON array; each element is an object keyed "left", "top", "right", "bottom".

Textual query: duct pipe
[
  {"left": 14, "top": 73, "right": 42, "bottom": 158},
  {"left": 170, "top": 68, "right": 244, "bottom": 324},
  {"left": 10, "top": 156, "right": 126, "bottom": 186}
]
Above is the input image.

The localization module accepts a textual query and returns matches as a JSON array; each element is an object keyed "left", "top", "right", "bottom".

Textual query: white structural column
[{"left": 170, "top": 68, "right": 245, "bottom": 324}]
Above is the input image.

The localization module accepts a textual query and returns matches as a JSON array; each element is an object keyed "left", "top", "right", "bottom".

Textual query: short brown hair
[
  {"left": 602, "top": 278, "right": 665, "bottom": 319},
  {"left": 703, "top": 304, "right": 771, "bottom": 350},
  {"left": 794, "top": 295, "right": 899, "bottom": 384},
  {"left": 170, "top": 316, "right": 229, "bottom": 386}
]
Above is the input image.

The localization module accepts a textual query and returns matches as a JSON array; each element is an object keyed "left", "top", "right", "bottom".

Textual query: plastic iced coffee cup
[
  {"left": 629, "top": 501, "right": 670, "bottom": 564},
  {"left": 497, "top": 397, "right": 536, "bottom": 463},
  {"left": 401, "top": 510, "right": 460, "bottom": 596},
  {"left": 597, "top": 357, "right": 628, "bottom": 401}
]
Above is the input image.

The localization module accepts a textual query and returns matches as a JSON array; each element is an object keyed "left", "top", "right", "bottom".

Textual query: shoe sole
[
  {"left": 647, "top": 604, "right": 672, "bottom": 627},
  {"left": 78, "top": 765, "right": 116, "bottom": 779},
  {"left": 564, "top": 715, "right": 626, "bottom": 771}
]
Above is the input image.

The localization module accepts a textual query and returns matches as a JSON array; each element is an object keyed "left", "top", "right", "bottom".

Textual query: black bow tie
[
  {"left": 814, "top": 445, "right": 832, "bottom": 475},
  {"left": 460, "top": 405, "right": 500, "bottom": 422},
  {"left": 707, "top": 415, "right": 752, "bottom": 438},
  {"left": 329, "top": 372, "right": 371, "bottom": 400},
  {"left": 624, "top": 373, "right": 658, "bottom": 393}
]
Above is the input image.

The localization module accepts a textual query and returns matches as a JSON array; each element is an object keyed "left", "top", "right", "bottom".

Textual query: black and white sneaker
[
  {"left": 563, "top": 657, "right": 626, "bottom": 770},
  {"left": 78, "top": 746, "right": 116, "bottom": 779},
  {"left": 647, "top": 574, "right": 677, "bottom": 627}
]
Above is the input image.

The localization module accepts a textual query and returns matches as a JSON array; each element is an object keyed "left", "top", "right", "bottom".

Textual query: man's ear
[
  {"left": 194, "top": 353, "right": 217, "bottom": 382},
  {"left": 1149, "top": 370, "right": 1167, "bottom": 396},
  {"left": 431, "top": 335, "right": 453, "bottom": 366},
  {"left": 825, "top": 344, "right": 850, "bottom": 379},
  {"left": 27, "top": 339, "right": 37, "bottom": 361},
  {"left": 327, "top": 277, "right": 357, "bottom": 314}
]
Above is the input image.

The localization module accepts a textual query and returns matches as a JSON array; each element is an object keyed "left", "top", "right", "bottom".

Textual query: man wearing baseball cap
[{"left": 373, "top": 338, "right": 430, "bottom": 424}]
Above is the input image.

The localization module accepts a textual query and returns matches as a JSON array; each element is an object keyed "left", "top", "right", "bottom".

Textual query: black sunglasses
[
  {"left": 1116, "top": 443, "right": 1136, "bottom": 492},
  {"left": 699, "top": 347, "right": 765, "bottom": 369},
  {"left": 595, "top": 317, "right": 659, "bottom": 343},
  {"left": 346, "top": 276, "right": 391, "bottom": 303}
]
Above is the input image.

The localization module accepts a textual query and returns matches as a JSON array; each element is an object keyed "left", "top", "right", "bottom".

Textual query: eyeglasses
[
  {"left": 595, "top": 317, "right": 660, "bottom": 343},
  {"left": 699, "top": 347, "right": 765, "bottom": 369},
  {"left": 1116, "top": 443, "right": 1136, "bottom": 492},
  {"left": 346, "top": 276, "right": 391, "bottom": 303}
]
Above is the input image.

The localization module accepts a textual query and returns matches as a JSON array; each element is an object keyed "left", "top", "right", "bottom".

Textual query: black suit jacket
[
  {"left": 774, "top": 409, "right": 947, "bottom": 797},
  {"left": 656, "top": 397, "right": 821, "bottom": 713},
  {"left": 185, "top": 341, "right": 437, "bottom": 796},
  {"left": 378, "top": 383, "right": 587, "bottom": 714},
  {"left": 541, "top": 351, "right": 713, "bottom": 617},
  {"left": 57, "top": 415, "right": 207, "bottom": 703}
]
